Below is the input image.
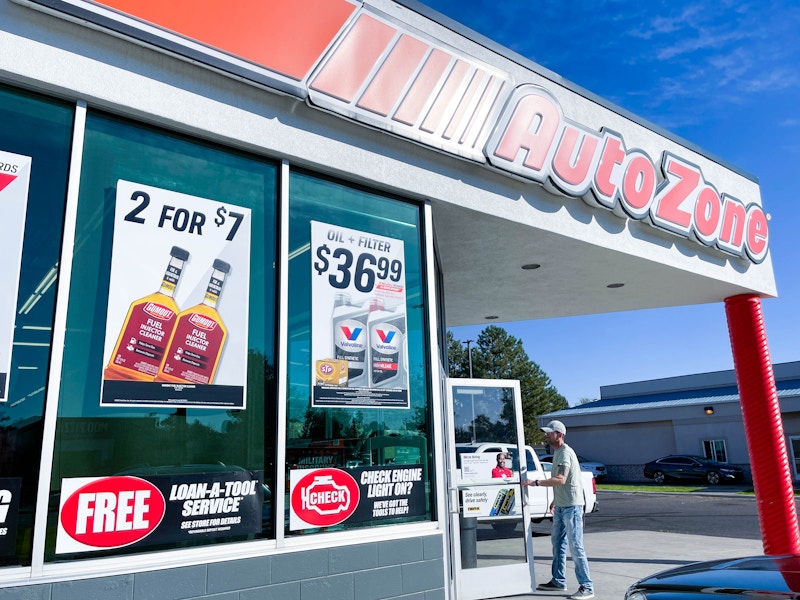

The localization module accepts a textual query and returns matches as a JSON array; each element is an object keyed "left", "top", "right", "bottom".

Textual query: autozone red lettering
[
  {"left": 486, "top": 84, "right": 770, "bottom": 263},
  {"left": 550, "top": 125, "right": 601, "bottom": 195},
  {"left": 621, "top": 152, "right": 657, "bottom": 217},
  {"left": 593, "top": 133, "right": 626, "bottom": 207},
  {"left": 718, "top": 195, "right": 747, "bottom": 254},
  {"left": 694, "top": 186, "right": 723, "bottom": 243},
  {"left": 492, "top": 90, "right": 560, "bottom": 173},
  {"left": 745, "top": 204, "right": 769, "bottom": 262},
  {"left": 653, "top": 155, "right": 702, "bottom": 235}
]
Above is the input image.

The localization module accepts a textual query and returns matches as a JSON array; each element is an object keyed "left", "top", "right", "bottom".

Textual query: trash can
[{"left": 459, "top": 515, "right": 478, "bottom": 568}]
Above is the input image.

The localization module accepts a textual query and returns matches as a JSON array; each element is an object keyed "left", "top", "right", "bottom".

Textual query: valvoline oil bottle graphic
[
  {"left": 331, "top": 293, "right": 369, "bottom": 387},
  {"left": 103, "top": 246, "right": 190, "bottom": 381},
  {"left": 367, "top": 298, "right": 406, "bottom": 388}
]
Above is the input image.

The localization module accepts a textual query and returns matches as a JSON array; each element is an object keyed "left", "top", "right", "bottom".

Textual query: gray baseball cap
[{"left": 540, "top": 420, "right": 566, "bottom": 434}]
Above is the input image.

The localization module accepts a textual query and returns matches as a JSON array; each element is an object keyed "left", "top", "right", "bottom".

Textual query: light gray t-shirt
[{"left": 552, "top": 443, "right": 584, "bottom": 507}]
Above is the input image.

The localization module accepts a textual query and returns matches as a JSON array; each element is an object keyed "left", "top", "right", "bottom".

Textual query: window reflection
[{"left": 0, "top": 84, "right": 73, "bottom": 567}]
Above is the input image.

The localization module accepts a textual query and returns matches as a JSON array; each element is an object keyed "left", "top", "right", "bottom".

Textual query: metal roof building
[{"left": 541, "top": 362, "right": 800, "bottom": 482}]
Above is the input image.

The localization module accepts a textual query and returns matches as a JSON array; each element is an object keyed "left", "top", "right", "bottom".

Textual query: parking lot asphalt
[{"left": 488, "top": 487, "right": 766, "bottom": 599}]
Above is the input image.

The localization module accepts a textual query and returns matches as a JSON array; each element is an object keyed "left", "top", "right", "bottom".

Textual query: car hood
[{"left": 633, "top": 555, "right": 800, "bottom": 596}]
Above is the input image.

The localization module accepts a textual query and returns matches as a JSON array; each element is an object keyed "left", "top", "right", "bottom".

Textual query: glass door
[{"left": 445, "top": 379, "right": 535, "bottom": 600}]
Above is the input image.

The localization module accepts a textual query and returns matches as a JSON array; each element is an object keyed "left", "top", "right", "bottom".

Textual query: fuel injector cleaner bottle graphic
[
  {"left": 367, "top": 298, "right": 406, "bottom": 388},
  {"left": 155, "top": 259, "right": 230, "bottom": 385},
  {"left": 104, "top": 246, "right": 190, "bottom": 381},
  {"left": 331, "top": 293, "right": 369, "bottom": 387}
]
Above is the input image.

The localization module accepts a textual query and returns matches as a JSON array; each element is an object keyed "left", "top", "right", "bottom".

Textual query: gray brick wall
[{"left": 0, "top": 535, "right": 445, "bottom": 600}]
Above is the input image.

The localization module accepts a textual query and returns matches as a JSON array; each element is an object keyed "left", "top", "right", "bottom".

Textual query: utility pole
[{"left": 462, "top": 339, "right": 474, "bottom": 378}]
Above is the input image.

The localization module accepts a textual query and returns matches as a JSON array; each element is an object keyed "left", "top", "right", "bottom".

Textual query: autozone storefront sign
[
  {"left": 486, "top": 86, "right": 769, "bottom": 263},
  {"left": 21, "top": 0, "right": 769, "bottom": 263}
]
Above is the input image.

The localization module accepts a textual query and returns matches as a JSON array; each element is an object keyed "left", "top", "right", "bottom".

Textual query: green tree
[
  {"left": 446, "top": 327, "right": 568, "bottom": 444},
  {"left": 446, "top": 332, "right": 471, "bottom": 378}
]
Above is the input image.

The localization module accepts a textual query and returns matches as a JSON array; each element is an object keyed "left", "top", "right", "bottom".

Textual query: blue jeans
[{"left": 551, "top": 505, "right": 593, "bottom": 591}]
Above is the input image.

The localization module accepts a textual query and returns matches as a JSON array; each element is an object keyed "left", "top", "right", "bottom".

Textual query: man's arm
[{"left": 523, "top": 463, "right": 569, "bottom": 487}]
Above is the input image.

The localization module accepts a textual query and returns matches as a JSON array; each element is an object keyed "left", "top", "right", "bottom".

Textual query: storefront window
[
  {"left": 47, "top": 111, "right": 278, "bottom": 561},
  {"left": 286, "top": 170, "right": 433, "bottom": 533},
  {"left": 0, "top": 85, "right": 73, "bottom": 567}
]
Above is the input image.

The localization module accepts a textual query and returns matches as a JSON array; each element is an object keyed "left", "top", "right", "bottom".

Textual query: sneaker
[
  {"left": 570, "top": 586, "right": 594, "bottom": 599},
  {"left": 536, "top": 580, "right": 567, "bottom": 591}
]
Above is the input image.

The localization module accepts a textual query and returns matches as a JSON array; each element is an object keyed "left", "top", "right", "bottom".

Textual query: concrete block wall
[{"left": 0, "top": 535, "right": 446, "bottom": 600}]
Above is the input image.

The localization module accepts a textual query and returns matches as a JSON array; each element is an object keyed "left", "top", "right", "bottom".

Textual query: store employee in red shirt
[{"left": 491, "top": 452, "right": 513, "bottom": 478}]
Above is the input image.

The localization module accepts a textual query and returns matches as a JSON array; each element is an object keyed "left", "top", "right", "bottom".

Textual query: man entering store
[{"left": 523, "top": 420, "right": 594, "bottom": 599}]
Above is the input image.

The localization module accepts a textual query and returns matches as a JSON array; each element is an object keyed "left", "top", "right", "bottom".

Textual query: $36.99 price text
[{"left": 314, "top": 244, "right": 402, "bottom": 293}]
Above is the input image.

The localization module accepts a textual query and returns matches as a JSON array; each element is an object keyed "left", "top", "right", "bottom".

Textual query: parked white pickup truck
[{"left": 455, "top": 442, "right": 598, "bottom": 531}]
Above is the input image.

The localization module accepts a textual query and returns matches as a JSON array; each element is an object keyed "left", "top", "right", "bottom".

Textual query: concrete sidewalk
[{"left": 491, "top": 530, "right": 764, "bottom": 599}]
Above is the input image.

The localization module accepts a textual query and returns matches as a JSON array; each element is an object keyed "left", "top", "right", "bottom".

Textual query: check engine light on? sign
[{"left": 486, "top": 85, "right": 769, "bottom": 263}]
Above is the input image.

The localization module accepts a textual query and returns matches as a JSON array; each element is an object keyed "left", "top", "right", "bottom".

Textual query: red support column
[{"left": 725, "top": 294, "right": 800, "bottom": 556}]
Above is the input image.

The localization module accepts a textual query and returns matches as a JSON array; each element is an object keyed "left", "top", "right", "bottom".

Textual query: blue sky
[{"left": 427, "top": 0, "right": 800, "bottom": 403}]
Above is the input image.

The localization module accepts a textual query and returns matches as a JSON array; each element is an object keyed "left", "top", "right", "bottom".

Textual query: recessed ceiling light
[
  {"left": 607, "top": 283, "right": 624, "bottom": 289},
  {"left": 485, "top": 315, "right": 499, "bottom": 320},
  {"left": 521, "top": 263, "right": 541, "bottom": 270}
]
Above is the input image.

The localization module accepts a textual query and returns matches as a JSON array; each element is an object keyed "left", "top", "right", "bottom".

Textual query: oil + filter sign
[
  {"left": 289, "top": 465, "right": 425, "bottom": 530},
  {"left": 0, "top": 151, "right": 31, "bottom": 402},
  {"left": 56, "top": 470, "right": 263, "bottom": 554},
  {"left": 100, "top": 180, "right": 251, "bottom": 409},
  {"left": 310, "top": 221, "right": 409, "bottom": 409}
]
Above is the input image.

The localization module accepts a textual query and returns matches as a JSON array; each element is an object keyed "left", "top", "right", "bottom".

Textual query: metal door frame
[{"left": 444, "top": 378, "right": 535, "bottom": 600}]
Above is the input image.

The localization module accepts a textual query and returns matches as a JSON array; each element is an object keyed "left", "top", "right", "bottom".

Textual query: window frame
[
  {"left": 36, "top": 105, "right": 281, "bottom": 565},
  {"left": 703, "top": 440, "right": 728, "bottom": 463},
  {"left": 282, "top": 167, "right": 436, "bottom": 536}
]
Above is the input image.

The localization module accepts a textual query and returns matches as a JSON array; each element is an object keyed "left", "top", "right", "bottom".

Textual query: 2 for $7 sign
[{"left": 102, "top": 180, "right": 252, "bottom": 399}]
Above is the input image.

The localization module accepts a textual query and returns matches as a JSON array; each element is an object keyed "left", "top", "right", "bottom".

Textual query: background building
[{"left": 542, "top": 361, "right": 800, "bottom": 483}]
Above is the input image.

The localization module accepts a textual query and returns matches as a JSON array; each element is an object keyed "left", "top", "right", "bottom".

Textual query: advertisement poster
[
  {"left": 0, "top": 478, "right": 22, "bottom": 557},
  {"left": 56, "top": 469, "right": 264, "bottom": 554},
  {"left": 101, "top": 180, "right": 251, "bottom": 409},
  {"left": 461, "top": 486, "right": 520, "bottom": 518},
  {"left": 310, "top": 221, "right": 409, "bottom": 409},
  {"left": 459, "top": 453, "right": 498, "bottom": 482},
  {"left": 0, "top": 151, "right": 32, "bottom": 402},
  {"left": 289, "top": 465, "right": 426, "bottom": 530}
]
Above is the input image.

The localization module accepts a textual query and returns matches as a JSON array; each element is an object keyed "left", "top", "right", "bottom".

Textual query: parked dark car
[
  {"left": 625, "top": 554, "right": 800, "bottom": 599},
  {"left": 643, "top": 454, "right": 744, "bottom": 485}
]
